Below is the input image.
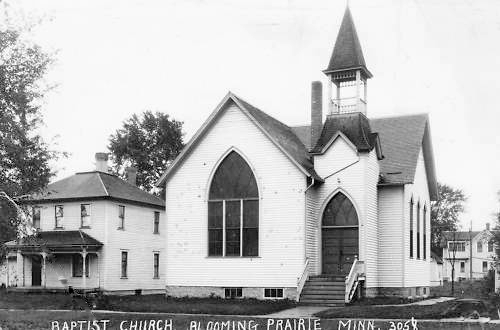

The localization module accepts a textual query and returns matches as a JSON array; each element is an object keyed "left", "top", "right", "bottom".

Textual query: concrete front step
[
  {"left": 303, "top": 281, "right": 345, "bottom": 286},
  {"left": 300, "top": 299, "right": 345, "bottom": 306},
  {"left": 301, "top": 289, "right": 344, "bottom": 295},
  {"left": 308, "top": 276, "right": 345, "bottom": 281},
  {"left": 301, "top": 294, "right": 344, "bottom": 300}
]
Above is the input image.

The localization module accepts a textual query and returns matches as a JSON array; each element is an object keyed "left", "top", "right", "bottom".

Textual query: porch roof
[{"left": 4, "top": 230, "right": 103, "bottom": 252}]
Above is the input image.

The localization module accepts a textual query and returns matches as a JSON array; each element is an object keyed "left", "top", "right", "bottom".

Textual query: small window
[
  {"left": 81, "top": 204, "right": 91, "bottom": 228},
  {"left": 460, "top": 261, "right": 465, "bottom": 273},
  {"left": 32, "top": 206, "right": 41, "bottom": 229},
  {"left": 153, "top": 253, "right": 160, "bottom": 278},
  {"left": 121, "top": 251, "right": 128, "bottom": 278},
  {"left": 118, "top": 205, "right": 125, "bottom": 229},
  {"left": 72, "top": 254, "right": 89, "bottom": 277},
  {"left": 264, "top": 288, "right": 284, "bottom": 299},
  {"left": 409, "top": 198, "right": 414, "bottom": 258},
  {"left": 488, "top": 241, "right": 494, "bottom": 253},
  {"left": 154, "top": 211, "right": 160, "bottom": 234},
  {"left": 483, "top": 261, "right": 488, "bottom": 273},
  {"left": 224, "top": 287, "right": 242, "bottom": 299},
  {"left": 55, "top": 205, "right": 64, "bottom": 228},
  {"left": 477, "top": 241, "right": 483, "bottom": 253}
]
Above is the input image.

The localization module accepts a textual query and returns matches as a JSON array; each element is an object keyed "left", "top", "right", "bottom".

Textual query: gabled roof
[
  {"left": 441, "top": 231, "right": 481, "bottom": 242},
  {"left": 5, "top": 230, "right": 103, "bottom": 250},
  {"left": 311, "top": 112, "right": 380, "bottom": 155},
  {"left": 324, "top": 6, "right": 372, "bottom": 78},
  {"left": 371, "top": 113, "right": 438, "bottom": 200},
  {"left": 22, "top": 171, "right": 164, "bottom": 209},
  {"left": 156, "top": 92, "right": 323, "bottom": 186}
]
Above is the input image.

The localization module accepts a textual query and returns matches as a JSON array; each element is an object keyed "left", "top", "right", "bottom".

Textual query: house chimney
[
  {"left": 125, "top": 167, "right": 137, "bottom": 186},
  {"left": 95, "top": 152, "right": 109, "bottom": 172},
  {"left": 311, "top": 81, "right": 323, "bottom": 148},
  {"left": 486, "top": 222, "right": 490, "bottom": 231}
]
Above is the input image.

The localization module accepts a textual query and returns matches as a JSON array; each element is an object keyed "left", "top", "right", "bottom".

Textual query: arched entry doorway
[{"left": 321, "top": 192, "right": 359, "bottom": 275}]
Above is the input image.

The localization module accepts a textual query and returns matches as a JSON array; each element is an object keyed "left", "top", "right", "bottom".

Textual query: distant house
[
  {"left": 2, "top": 153, "right": 165, "bottom": 294},
  {"left": 430, "top": 250, "right": 443, "bottom": 286},
  {"left": 156, "top": 6, "right": 438, "bottom": 304},
  {"left": 441, "top": 223, "right": 497, "bottom": 282}
]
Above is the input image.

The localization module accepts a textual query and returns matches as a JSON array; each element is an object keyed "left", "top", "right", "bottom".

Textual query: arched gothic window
[
  {"left": 208, "top": 151, "right": 259, "bottom": 257},
  {"left": 322, "top": 192, "right": 358, "bottom": 227}
]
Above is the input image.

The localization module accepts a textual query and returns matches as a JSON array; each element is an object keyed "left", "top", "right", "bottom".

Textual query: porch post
[
  {"left": 96, "top": 252, "right": 101, "bottom": 289},
  {"left": 16, "top": 250, "right": 23, "bottom": 287},
  {"left": 41, "top": 252, "right": 47, "bottom": 288},
  {"left": 5, "top": 254, "right": 9, "bottom": 288},
  {"left": 81, "top": 249, "right": 87, "bottom": 290}
]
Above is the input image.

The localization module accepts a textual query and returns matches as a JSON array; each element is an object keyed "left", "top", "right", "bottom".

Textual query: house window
[
  {"left": 488, "top": 241, "right": 493, "bottom": 253},
  {"left": 121, "top": 251, "right": 128, "bottom": 278},
  {"left": 154, "top": 211, "right": 160, "bottom": 234},
  {"left": 417, "top": 201, "right": 421, "bottom": 259},
  {"left": 72, "top": 254, "right": 89, "bottom": 277},
  {"left": 477, "top": 241, "right": 483, "bottom": 253},
  {"left": 224, "top": 287, "right": 242, "bottom": 298},
  {"left": 409, "top": 198, "right": 414, "bottom": 258},
  {"left": 423, "top": 204, "right": 427, "bottom": 260},
  {"left": 483, "top": 261, "right": 488, "bottom": 273},
  {"left": 118, "top": 205, "right": 125, "bottom": 229},
  {"left": 55, "top": 205, "right": 64, "bottom": 228},
  {"left": 32, "top": 206, "right": 41, "bottom": 229},
  {"left": 81, "top": 204, "right": 91, "bottom": 228},
  {"left": 208, "top": 151, "right": 259, "bottom": 257},
  {"left": 460, "top": 261, "right": 465, "bottom": 273},
  {"left": 264, "top": 288, "right": 284, "bottom": 299},
  {"left": 153, "top": 253, "right": 159, "bottom": 278},
  {"left": 448, "top": 241, "right": 465, "bottom": 252}
]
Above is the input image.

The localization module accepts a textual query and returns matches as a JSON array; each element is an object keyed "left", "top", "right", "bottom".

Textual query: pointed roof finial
[{"left": 324, "top": 5, "right": 372, "bottom": 78}]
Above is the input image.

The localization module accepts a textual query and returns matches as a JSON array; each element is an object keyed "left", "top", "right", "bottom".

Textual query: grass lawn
[
  {"left": 316, "top": 300, "right": 499, "bottom": 320},
  {"left": 0, "top": 291, "right": 295, "bottom": 315}
]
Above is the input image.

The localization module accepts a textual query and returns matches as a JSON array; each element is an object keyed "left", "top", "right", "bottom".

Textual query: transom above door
[{"left": 321, "top": 192, "right": 359, "bottom": 275}]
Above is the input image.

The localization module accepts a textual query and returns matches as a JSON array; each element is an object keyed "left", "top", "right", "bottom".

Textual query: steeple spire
[
  {"left": 324, "top": 6, "right": 372, "bottom": 116},
  {"left": 324, "top": 6, "right": 371, "bottom": 78}
]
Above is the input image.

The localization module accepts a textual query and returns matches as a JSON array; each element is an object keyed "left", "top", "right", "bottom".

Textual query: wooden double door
[{"left": 322, "top": 227, "right": 358, "bottom": 275}]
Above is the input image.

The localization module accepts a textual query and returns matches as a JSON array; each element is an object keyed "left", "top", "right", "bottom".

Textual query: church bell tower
[{"left": 324, "top": 6, "right": 372, "bottom": 116}]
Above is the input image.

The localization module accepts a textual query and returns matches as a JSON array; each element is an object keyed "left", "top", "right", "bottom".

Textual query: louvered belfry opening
[
  {"left": 208, "top": 151, "right": 259, "bottom": 257},
  {"left": 321, "top": 192, "right": 359, "bottom": 275}
]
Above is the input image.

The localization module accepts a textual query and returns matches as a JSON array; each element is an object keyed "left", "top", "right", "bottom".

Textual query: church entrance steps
[{"left": 299, "top": 274, "right": 346, "bottom": 307}]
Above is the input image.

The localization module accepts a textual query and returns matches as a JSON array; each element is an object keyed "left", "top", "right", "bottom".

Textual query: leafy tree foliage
[
  {"left": 431, "top": 182, "right": 467, "bottom": 251},
  {"left": 108, "top": 111, "right": 184, "bottom": 193},
  {"left": 0, "top": 14, "right": 60, "bottom": 251}
]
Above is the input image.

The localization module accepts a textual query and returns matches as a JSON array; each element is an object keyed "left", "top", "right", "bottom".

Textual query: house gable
[{"left": 313, "top": 132, "right": 359, "bottom": 179}]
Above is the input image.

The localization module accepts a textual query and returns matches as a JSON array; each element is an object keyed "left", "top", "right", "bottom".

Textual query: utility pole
[{"left": 469, "top": 221, "right": 473, "bottom": 280}]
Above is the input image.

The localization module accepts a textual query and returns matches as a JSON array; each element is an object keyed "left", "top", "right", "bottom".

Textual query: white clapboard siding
[
  {"left": 377, "top": 186, "right": 404, "bottom": 287},
  {"left": 32, "top": 200, "right": 164, "bottom": 292},
  {"left": 403, "top": 149, "right": 431, "bottom": 287},
  {"left": 165, "top": 102, "right": 306, "bottom": 288},
  {"left": 306, "top": 137, "right": 379, "bottom": 288},
  {"left": 101, "top": 202, "right": 165, "bottom": 291}
]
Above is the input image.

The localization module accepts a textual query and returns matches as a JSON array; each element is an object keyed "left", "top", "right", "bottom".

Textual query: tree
[
  {"left": 0, "top": 9, "right": 61, "bottom": 253},
  {"left": 431, "top": 182, "right": 467, "bottom": 251},
  {"left": 108, "top": 111, "right": 184, "bottom": 193}
]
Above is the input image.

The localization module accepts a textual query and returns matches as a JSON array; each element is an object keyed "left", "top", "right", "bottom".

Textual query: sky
[{"left": 8, "top": 0, "right": 500, "bottom": 230}]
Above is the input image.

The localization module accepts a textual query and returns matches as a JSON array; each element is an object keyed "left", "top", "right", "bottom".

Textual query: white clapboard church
[{"left": 157, "top": 6, "right": 438, "bottom": 305}]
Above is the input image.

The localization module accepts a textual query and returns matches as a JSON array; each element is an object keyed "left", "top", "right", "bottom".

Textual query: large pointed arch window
[{"left": 208, "top": 151, "right": 259, "bottom": 257}]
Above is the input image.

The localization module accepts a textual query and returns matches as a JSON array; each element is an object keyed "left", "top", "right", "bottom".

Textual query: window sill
[
  {"left": 117, "top": 227, "right": 125, "bottom": 231},
  {"left": 153, "top": 277, "right": 160, "bottom": 280},
  {"left": 206, "top": 256, "right": 260, "bottom": 259},
  {"left": 120, "top": 277, "right": 128, "bottom": 279},
  {"left": 153, "top": 232, "right": 159, "bottom": 235},
  {"left": 80, "top": 226, "right": 91, "bottom": 229}
]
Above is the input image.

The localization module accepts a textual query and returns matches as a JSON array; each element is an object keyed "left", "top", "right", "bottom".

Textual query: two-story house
[
  {"left": 3, "top": 153, "right": 165, "bottom": 294},
  {"left": 441, "top": 223, "right": 497, "bottom": 282}
]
